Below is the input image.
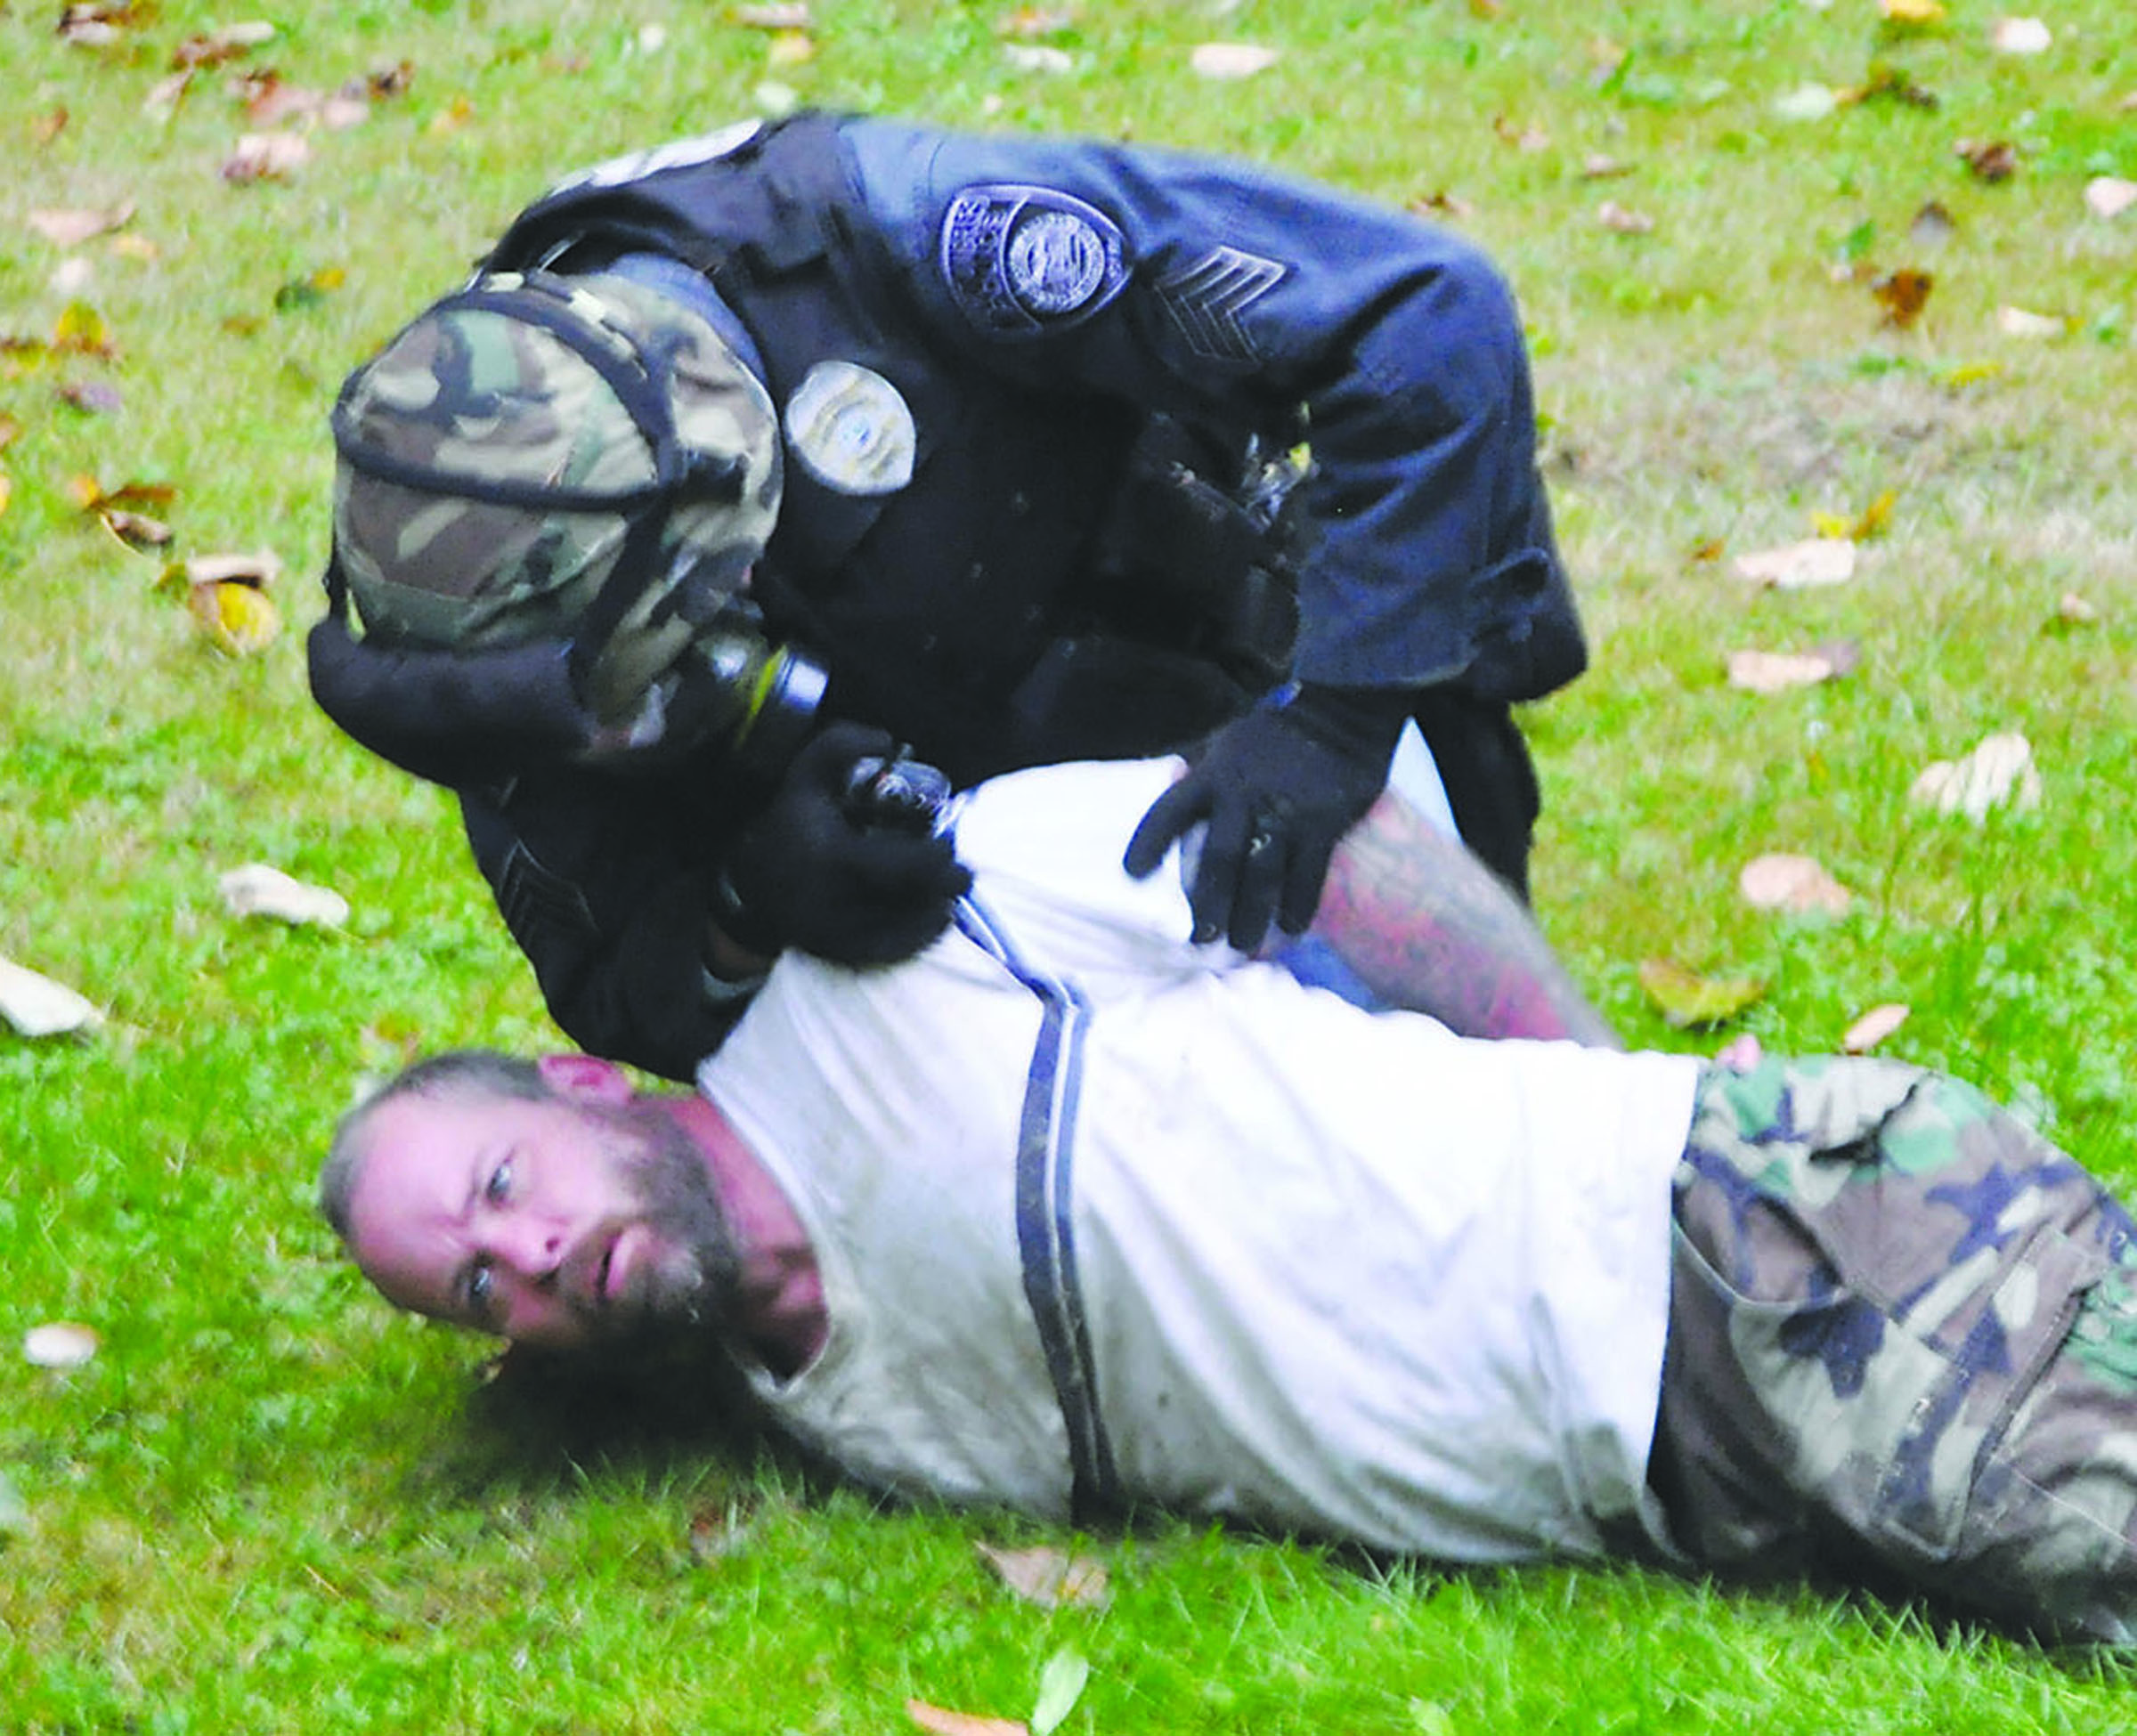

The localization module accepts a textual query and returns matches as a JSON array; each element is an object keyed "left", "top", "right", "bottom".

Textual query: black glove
[
  {"left": 719, "top": 723, "right": 972, "bottom": 966},
  {"left": 1123, "top": 682, "right": 1412, "bottom": 952}
]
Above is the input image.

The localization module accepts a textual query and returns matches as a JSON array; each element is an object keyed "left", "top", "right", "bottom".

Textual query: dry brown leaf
[
  {"left": 1732, "top": 538, "right": 1857, "bottom": 588},
  {"left": 33, "top": 105, "right": 70, "bottom": 143},
  {"left": 1997, "top": 304, "right": 2064, "bottom": 338},
  {"left": 1908, "top": 200, "right": 1956, "bottom": 247},
  {"left": 1003, "top": 43, "right": 1073, "bottom": 72},
  {"left": 2084, "top": 176, "right": 2137, "bottom": 222},
  {"left": 1740, "top": 854, "right": 1853, "bottom": 916},
  {"left": 1637, "top": 960, "right": 1767, "bottom": 1029},
  {"left": 1597, "top": 200, "right": 1654, "bottom": 234},
  {"left": 1910, "top": 733, "right": 2040, "bottom": 820},
  {"left": 1580, "top": 153, "right": 1633, "bottom": 179},
  {"left": 1989, "top": 15, "right": 2051, "bottom": 53},
  {"left": 1408, "top": 190, "right": 1476, "bottom": 220},
  {"left": 906, "top": 1702, "right": 1028, "bottom": 1736},
  {"left": 28, "top": 202, "right": 135, "bottom": 247},
  {"left": 219, "top": 864, "right": 348, "bottom": 926},
  {"left": 1727, "top": 649, "right": 1840, "bottom": 693},
  {"left": 975, "top": 1541, "right": 1112, "bottom": 1610},
  {"left": 2055, "top": 591, "right": 2097, "bottom": 625},
  {"left": 1873, "top": 267, "right": 1933, "bottom": 328},
  {"left": 99, "top": 507, "right": 172, "bottom": 548},
  {"left": 1843, "top": 1003, "right": 1910, "bottom": 1053},
  {"left": 1492, "top": 115, "right": 1550, "bottom": 151},
  {"left": 23, "top": 1323, "right": 100, "bottom": 1367},
  {"left": 59, "top": 2, "right": 150, "bottom": 46},
  {"left": 223, "top": 131, "right": 310, "bottom": 183},
  {"left": 1955, "top": 138, "right": 2019, "bottom": 182},
  {"left": 1190, "top": 42, "right": 1280, "bottom": 78},
  {"left": 0, "top": 957, "right": 102, "bottom": 1037},
  {"left": 735, "top": 2, "right": 814, "bottom": 26},
  {"left": 175, "top": 20, "right": 276, "bottom": 69}
]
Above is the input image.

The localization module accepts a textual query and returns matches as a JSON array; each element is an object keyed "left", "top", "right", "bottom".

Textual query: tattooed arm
[{"left": 1304, "top": 788, "right": 1621, "bottom": 1047}]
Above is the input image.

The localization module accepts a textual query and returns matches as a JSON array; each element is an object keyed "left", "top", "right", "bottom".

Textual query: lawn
[{"left": 4, "top": 0, "right": 2135, "bottom": 1729}]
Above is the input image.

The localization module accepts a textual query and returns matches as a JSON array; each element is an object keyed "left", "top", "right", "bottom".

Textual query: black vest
[{"left": 488, "top": 115, "right": 1272, "bottom": 781}]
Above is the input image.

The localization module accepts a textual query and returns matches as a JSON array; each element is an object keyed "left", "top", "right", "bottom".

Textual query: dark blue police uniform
[{"left": 447, "top": 112, "right": 1584, "bottom": 1080}]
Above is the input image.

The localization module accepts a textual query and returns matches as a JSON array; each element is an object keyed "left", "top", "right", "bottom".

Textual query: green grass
[{"left": 4, "top": 0, "right": 2136, "bottom": 1727}]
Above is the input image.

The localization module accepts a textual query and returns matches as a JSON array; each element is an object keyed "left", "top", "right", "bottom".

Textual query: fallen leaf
[
  {"left": 1843, "top": 1003, "right": 1910, "bottom": 1053},
  {"left": 1989, "top": 15, "right": 2051, "bottom": 53},
  {"left": 2054, "top": 591, "right": 2096, "bottom": 625},
  {"left": 1491, "top": 115, "right": 1549, "bottom": 150},
  {"left": 1774, "top": 84, "right": 1840, "bottom": 121},
  {"left": 427, "top": 93, "right": 475, "bottom": 134},
  {"left": 1907, "top": 200, "right": 1956, "bottom": 247},
  {"left": 0, "top": 956, "right": 102, "bottom": 1036},
  {"left": 976, "top": 1541, "right": 1112, "bottom": 1610},
  {"left": 734, "top": 2, "right": 813, "bottom": 25},
  {"left": 765, "top": 28, "right": 816, "bottom": 67},
  {"left": 188, "top": 573, "right": 281, "bottom": 652},
  {"left": 70, "top": 475, "right": 175, "bottom": 514},
  {"left": 1003, "top": 43, "right": 1074, "bottom": 72},
  {"left": 59, "top": 2, "right": 150, "bottom": 47},
  {"left": 1996, "top": 304, "right": 2064, "bottom": 338},
  {"left": 98, "top": 507, "right": 171, "bottom": 549},
  {"left": 1732, "top": 538, "right": 1857, "bottom": 588},
  {"left": 906, "top": 1702, "right": 1027, "bottom": 1736},
  {"left": 219, "top": 864, "right": 350, "bottom": 927},
  {"left": 1190, "top": 43, "right": 1280, "bottom": 78},
  {"left": 0, "top": 472, "right": 12, "bottom": 516},
  {"left": 222, "top": 131, "right": 310, "bottom": 182},
  {"left": 1933, "top": 359, "right": 2003, "bottom": 389},
  {"left": 368, "top": 61, "right": 417, "bottom": 99},
  {"left": 1880, "top": 0, "right": 1945, "bottom": 21},
  {"left": 1031, "top": 1650, "right": 1090, "bottom": 1736},
  {"left": 1597, "top": 199, "right": 1654, "bottom": 234},
  {"left": 24, "top": 1323, "right": 100, "bottom": 1367},
  {"left": 687, "top": 1497, "right": 762, "bottom": 1562},
  {"left": 1954, "top": 138, "right": 2019, "bottom": 182},
  {"left": 33, "top": 106, "right": 69, "bottom": 143},
  {"left": 1909, "top": 732, "right": 2041, "bottom": 819},
  {"left": 1580, "top": 153, "right": 1633, "bottom": 179},
  {"left": 59, "top": 381, "right": 126, "bottom": 417},
  {"left": 1727, "top": 649, "right": 1841, "bottom": 692},
  {"left": 2084, "top": 176, "right": 2137, "bottom": 222},
  {"left": 1408, "top": 190, "right": 1476, "bottom": 220},
  {"left": 53, "top": 300, "right": 116, "bottom": 357},
  {"left": 28, "top": 201, "right": 135, "bottom": 247},
  {"left": 50, "top": 256, "right": 96, "bottom": 296},
  {"left": 144, "top": 69, "right": 195, "bottom": 120},
  {"left": 1873, "top": 267, "right": 1933, "bottom": 328},
  {"left": 1840, "top": 64, "right": 1938, "bottom": 109},
  {"left": 1637, "top": 960, "right": 1768, "bottom": 1029},
  {"left": 174, "top": 20, "right": 276, "bottom": 68},
  {"left": 1739, "top": 853, "right": 1853, "bottom": 916},
  {"left": 998, "top": 7, "right": 1076, "bottom": 38}
]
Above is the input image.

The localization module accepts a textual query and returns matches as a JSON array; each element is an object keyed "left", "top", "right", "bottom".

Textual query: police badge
[{"left": 938, "top": 184, "right": 1129, "bottom": 338}]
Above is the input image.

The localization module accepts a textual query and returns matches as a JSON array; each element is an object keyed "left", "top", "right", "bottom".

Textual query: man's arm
[{"left": 1307, "top": 788, "right": 1621, "bottom": 1047}]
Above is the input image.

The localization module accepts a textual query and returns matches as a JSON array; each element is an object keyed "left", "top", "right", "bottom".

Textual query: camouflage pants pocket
[{"left": 1654, "top": 1056, "right": 2135, "bottom": 1635}]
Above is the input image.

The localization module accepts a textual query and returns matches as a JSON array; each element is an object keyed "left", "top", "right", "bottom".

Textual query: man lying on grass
[{"left": 321, "top": 734, "right": 2137, "bottom": 1644}]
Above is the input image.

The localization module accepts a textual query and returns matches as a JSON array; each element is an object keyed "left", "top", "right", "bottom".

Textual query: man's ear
[{"left": 536, "top": 1052, "right": 636, "bottom": 1105}]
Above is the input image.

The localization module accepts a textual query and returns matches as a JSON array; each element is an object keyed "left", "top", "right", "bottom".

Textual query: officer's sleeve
[
  {"left": 841, "top": 120, "right": 1585, "bottom": 702},
  {"left": 458, "top": 773, "right": 752, "bottom": 1082}
]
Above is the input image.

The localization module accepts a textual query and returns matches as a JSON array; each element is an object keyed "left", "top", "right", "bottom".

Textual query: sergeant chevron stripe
[{"left": 1155, "top": 246, "right": 1286, "bottom": 364}]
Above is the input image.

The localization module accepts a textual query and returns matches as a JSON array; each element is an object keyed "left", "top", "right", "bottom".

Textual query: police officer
[{"left": 311, "top": 111, "right": 1586, "bottom": 1081}]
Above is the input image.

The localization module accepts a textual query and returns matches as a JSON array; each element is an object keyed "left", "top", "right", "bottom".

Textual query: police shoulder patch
[{"left": 938, "top": 184, "right": 1129, "bottom": 339}]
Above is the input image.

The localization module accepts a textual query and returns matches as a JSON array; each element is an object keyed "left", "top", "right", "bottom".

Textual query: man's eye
[
  {"left": 485, "top": 1157, "right": 514, "bottom": 1204},
  {"left": 467, "top": 1259, "right": 495, "bottom": 1320}
]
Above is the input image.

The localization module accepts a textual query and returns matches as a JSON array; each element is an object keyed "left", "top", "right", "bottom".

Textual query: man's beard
[{"left": 586, "top": 1099, "right": 742, "bottom": 1350}]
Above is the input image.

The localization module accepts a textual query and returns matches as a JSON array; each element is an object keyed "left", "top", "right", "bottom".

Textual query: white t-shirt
[{"left": 702, "top": 759, "right": 1701, "bottom": 1562}]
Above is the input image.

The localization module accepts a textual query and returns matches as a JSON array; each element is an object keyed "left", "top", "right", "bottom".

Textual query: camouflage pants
[{"left": 1653, "top": 1054, "right": 2137, "bottom": 1643}]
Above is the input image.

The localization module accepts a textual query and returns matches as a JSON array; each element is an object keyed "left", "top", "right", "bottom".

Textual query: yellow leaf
[
  {"left": 1809, "top": 510, "right": 1851, "bottom": 539},
  {"left": 189, "top": 579, "right": 281, "bottom": 654},
  {"left": 0, "top": 470, "right": 10, "bottom": 517},
  {"left": 1881, "top": 0, "right": 1945, "bottom": 21},
  {"left": 53, "top": 299, "right": 114, "bottom": 355},
  {"left": 765, "top": 28, "right": 815, "bottom": 66},
  {"left": 1637, "top": 960, "right": 1767, "bottom": 1029}
]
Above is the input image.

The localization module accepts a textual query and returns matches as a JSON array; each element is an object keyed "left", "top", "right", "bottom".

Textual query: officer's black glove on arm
[
  {"left": 1123, "top": 681, "right": 1413, "bottom": 953},
  {"left": 720, "top": 722, "right": 972, "bottom": 968}
]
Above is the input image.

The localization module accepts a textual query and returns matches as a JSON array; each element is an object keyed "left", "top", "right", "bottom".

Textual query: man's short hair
[{"left": 317, "top": 1051, "right": 551, "bottom": 1242}]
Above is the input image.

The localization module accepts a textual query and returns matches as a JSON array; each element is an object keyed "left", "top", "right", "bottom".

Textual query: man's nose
[{"left": 484, "top": 1215, "right": 566, "bottom": 1284}]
